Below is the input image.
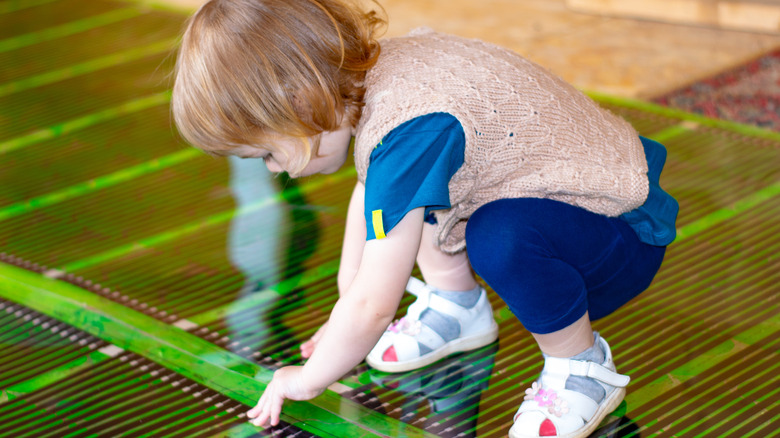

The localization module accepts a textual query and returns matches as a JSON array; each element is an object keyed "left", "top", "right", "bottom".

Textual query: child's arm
[
  {"left": 338, "top": 181, "right": 367, "bottom": 293},
  {"left": 248, "top": 206, "right": 425, "bottom": 427},
  {"left": 301, "top": 182, "right": 366, "bottom": 358}
]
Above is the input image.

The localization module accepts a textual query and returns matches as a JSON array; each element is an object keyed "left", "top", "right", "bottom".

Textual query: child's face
[{"left": 231, "top": 122, "right": 353, "bottom": 177}]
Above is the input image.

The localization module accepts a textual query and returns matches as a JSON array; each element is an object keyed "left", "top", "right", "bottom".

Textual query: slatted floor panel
[
  {"left": 0, "top": 300, "right": 314, "bottom": 438},
  {"left": 0, "top": 1, "right": 778, "bottom": 437}
]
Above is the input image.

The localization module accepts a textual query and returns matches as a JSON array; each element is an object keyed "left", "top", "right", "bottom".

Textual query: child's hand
[
  {"left": 300, "top": 323, "right": 328, "bottom": 358},
  {"left": 247, "top": 366, "right": 323, "bottom": 427}
]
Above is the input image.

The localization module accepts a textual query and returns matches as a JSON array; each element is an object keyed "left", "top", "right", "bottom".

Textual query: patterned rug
[{"left": 653, "top": 48, "right": 780, "bottom": 131}]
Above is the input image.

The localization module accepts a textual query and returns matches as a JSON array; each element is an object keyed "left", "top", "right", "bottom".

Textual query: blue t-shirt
[{"left": 363, "top": 113, "right": 678, "bottom": 246}]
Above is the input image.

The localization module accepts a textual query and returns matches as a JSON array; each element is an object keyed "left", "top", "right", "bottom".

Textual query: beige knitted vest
[{"left": 354, "top": 29, "right": 649, "bottom": 253}]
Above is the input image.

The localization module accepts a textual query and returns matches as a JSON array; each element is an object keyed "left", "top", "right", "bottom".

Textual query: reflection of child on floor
[{"left": 172, "top": 1, "right": 679, "bottom": 437}]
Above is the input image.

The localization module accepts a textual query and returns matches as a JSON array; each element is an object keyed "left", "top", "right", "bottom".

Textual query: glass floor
[{"left": 0, "top": 1, "right": 778, "bottom": 436}]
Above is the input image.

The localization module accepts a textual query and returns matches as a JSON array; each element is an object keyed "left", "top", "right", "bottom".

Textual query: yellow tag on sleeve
[{"left": 372, "top": 209, "right": 386, "bottom": 239}]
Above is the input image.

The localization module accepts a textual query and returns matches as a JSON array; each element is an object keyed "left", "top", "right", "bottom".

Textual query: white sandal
[
  {"left": 509, "top": 336, "right": 630, "bottom": 438},
  {"left": 366, "top": 277, "right": 499, "bottom": 373}
]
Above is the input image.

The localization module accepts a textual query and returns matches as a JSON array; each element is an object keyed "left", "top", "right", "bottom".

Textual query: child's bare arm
[
  {"left": 301, "top": 182, "right": 366, "bottom": 358},
  {"left": 305, "top": 206, "right": 424, "bottom": 383},
  {"left": 249, "top": 207, "right": 426, "bottom": 427},
  {"left": 337, "top": 182, "right": 367, "bottom": 294}
]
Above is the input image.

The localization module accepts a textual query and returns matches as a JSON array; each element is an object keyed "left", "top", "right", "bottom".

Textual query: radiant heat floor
[{"left": 0, "top": 1, "right": 778, "bottom": 437}]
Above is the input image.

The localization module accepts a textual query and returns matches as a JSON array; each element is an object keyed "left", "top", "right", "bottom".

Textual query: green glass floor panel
[
  {"left": 0, "top": 0, "right": 120, "bottom": 40},
  {"left": 0, "top": 54, "right": 173, "bottom": 142},
  {"left": 0, "top": 105, "right": 179, "bottom": 205},
  {"left": 0, "top": 299, "right": 109, "bottom": 394},
  {"left": 0, "top": 263, "right": 436, "bottom": 438},
  {"left": 0, "top": 158, "right": 233, "bottom": 268},
  {"left": 0, "top": 9, "right": 181, "bottom": 83},
  {"left": 0, "top": 300, "right": 322, "bottom": 437},
  {"left": 1, "top": 1, "right": 778, "bottom": 437},
  {"left": 37, "top": 171, "right": 354, "bottom": 322},
  {"left": 602, "top": 105, "right": 780, "bottom": 229}
]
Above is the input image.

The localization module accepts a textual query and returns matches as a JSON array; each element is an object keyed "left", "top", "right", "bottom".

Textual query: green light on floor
[
  {"left": 208, "top": 423, "right": 259, "bottom": 438},
  {"left": 0, "top": 91, "right": 170, "bottom": 154},
  {"left": 0, "top": 0, "right": 63, "bottom": 14},
  {"left": 676, "top": 183, "right": 780, "bottom": 241},
  {"left": 189, "top": 259, "right": 341, "bottom": 325},
  {"left": 1, "top": 350, "right": 113, "bottom": 402},
  {"left": 0, "top": 38, "right": 178, "bottom": 97},
  {"left": 0, "top": 148, "right": 201, "bottom": 220},
  {"left": 0, "top": 8, "right": 141, "bottom": 53}
]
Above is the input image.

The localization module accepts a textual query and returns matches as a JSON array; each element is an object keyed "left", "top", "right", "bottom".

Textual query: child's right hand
[
  {"left": 247, "top": 365, "right": 324, "bottom": 427},
  {"left": 300, "top": 323, "right": 328, "bottom": 358}
]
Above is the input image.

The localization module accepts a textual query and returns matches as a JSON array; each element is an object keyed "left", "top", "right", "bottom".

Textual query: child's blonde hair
[{"left": 172, "top": 0, "right": 385, "bottom": 173}]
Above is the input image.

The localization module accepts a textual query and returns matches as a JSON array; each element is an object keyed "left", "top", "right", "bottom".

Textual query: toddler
[{"left": 172, "top": 1, "right": 679, "bottom": 436}]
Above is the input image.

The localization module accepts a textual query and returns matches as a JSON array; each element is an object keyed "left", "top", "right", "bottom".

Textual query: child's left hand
[
  {"left": 301, "top": 322, "right": 328, "bottom": 358},
  {"left": 246, "top": 366, "right": 324, "bottom": 427}
]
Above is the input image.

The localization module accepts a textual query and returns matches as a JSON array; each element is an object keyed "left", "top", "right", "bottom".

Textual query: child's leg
[
  {"left": 532, "top": 312, "right": 594, "bottom": 358},
  {"left": 417, "top": 221, "right": 478, "bottom": 291},
  {"left": 465, "top": 198, "right": 665, "bottom": 438}
]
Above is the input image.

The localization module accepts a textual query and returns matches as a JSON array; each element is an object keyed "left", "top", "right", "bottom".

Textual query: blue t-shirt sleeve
[{"left": 364, "top": 113, "right": 465, "bottom": 240}]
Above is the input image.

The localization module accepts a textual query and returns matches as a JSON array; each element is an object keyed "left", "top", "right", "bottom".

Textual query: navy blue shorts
[{"left": 465, "top": 198, "right": 666, "bottom": 334}]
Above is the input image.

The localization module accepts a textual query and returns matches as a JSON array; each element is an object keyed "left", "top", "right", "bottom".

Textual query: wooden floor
[
  {"left": 164, "top": 0, "right": 780, "bottom": 99},
  {"left": 0, "top": 1, "right": 778, "bottom": 437}
]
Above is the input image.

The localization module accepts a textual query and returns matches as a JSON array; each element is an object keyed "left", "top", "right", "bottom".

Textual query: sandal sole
[{"left": 366, "top": 321, "right": 499, "bottom": 373}]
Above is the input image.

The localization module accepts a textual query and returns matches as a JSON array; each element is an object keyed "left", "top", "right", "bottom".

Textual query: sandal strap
[
  {"left": 405, "top": 279, "right": 433, "bottom": 320},
  {"left": 405, "top": 276, "right": 428, "bottom": 296},
  {"left": 415, "top": 321, "right": 447, "bottom": 351},
  {"left": 543, "top": 356, "right": 630, "bottom": 389},
  {"left": 405, "top": 277, "right": 480, "bottom": 324},
  {"left": 568, "top": 359, "right": 630, "bottom": 387}
]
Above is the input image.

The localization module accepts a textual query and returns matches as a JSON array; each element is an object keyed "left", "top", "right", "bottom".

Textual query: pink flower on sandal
[
  {"left": 549, "top": 398, "right": 570, "bottom": 417},
  {"left": 523, "top": 383, "right": 570, "bottom": 417},
  {"left": 524, "top": 382, "right": 541, "bottom": 401},
  {"left": 388, "top": 317, "right": 422, "bottom": 336},
  {"left": 388, "top": 317, "right": 407, "bottom": 333}
]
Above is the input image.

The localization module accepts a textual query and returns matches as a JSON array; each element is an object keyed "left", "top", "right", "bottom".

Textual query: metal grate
[
  {"left": 0, "top": 1, "right": 778, "bottom": 437},
  {"left": 0, "top": 301, "right": 315, "bottom": 438}
]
